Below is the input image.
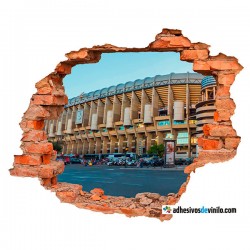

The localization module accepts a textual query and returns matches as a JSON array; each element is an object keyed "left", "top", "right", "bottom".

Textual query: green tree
[
  {"left": 51, "top": 141, "right": 63, "bottom": 153},
  {"left": 147, "top": 143, "right": 164, "bottom": 158}
]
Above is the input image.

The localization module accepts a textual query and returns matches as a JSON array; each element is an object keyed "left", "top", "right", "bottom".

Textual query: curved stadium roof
[{"left": 66, "top": 72, "right": 206, "bottom": 107}]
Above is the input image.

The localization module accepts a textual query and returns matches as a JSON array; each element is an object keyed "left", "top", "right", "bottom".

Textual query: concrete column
[
  {"left": 75, "top": 105, "right": 84, "bottom": 127},
  {"left": 76, "top": 140, "right": 83, "bottom": 155},
  {"left": 83, "top": 140, "right": 89, "bottom": 155},
  {"left": 113, "top": 96, "right": 121, "bottom": 122},
  {"left": 130, "top": 91, "right": 140, "bottom": 120},
  {"left": 49, "top": 120, "right": 55, "bottom": 137},
  {"left": 68, "top": 142, "right": 73, "bottom": 154},
  {"left": 72, "top": 141, "right": 77, "bottom": 154},
  {"left": 157, "top": 131, "right": 164, "bottom": 145},
  {"left": 95, "top": 138, "right": 102, "bottom": 154},
  {"left": 146, "top": 133, "right": 153, "bottom": 152},
  {"left": 56, "top": 117, "right": 63, "bottom": 136},
  {"left": 110, "top": 137, "right": 117, "bottom": 153},
  {"left": 127, "top": 134, "right": 133, "bottom": 152},
  {"left": 89, "top": 101, "right": 97, "bottom": 127},
  {"left": 121, "top": 93, "right": 130, "bottom": 122},
  {"left": 88, "top": 139, "right": 95, "bottom": 154},
  {"left": 44, "top": 120, "right": 49, "bottom": 134},
  {"left": 83, "top": 103, "right": 90, "bottom": 127},
  {"left": 141, "top": 89, "right": 150, "bottom": 119},
  {"left": 97, "top": 99, "right": 104, "bottom": 125},
  {"left": 168, "top": 85, "right": 174, "bottom": 118},
  {"left": 102, "top": 138, "right": 108, "bottom": 154},
  {"left": 118, "top": 136, "right": 125, "bottom": 153},
  {"left": 62, "top": 143, "right": 67, "bottom": 154},
  {"left": 152, "top": 87, "right": 159, "bottom": 117},
  {"left": 104, "top": 97, "right": 112, "bottom": 124}
]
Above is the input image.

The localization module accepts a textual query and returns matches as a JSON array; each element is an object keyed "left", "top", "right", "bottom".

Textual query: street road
[{"left": 58, "top": 164, "right": 188, "bottom": 198}]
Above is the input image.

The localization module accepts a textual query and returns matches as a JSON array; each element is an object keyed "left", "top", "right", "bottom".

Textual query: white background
[{"left": 1, "top": 0, "right": 250, "bottom": 249}]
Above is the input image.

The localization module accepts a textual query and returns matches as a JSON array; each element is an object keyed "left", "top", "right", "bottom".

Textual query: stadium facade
[{"left": 45, "top": 72, "right": 216, "bottom": 158}]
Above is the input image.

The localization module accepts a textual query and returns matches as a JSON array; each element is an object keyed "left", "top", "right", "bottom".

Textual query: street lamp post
[{"left": 125, "top": 147, "right": 128, "bottom": 168}]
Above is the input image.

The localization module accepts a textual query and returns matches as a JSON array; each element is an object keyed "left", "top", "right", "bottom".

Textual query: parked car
[
  {"left": 56, "top": 156, "right": 70, "bottom": 165},
  {"left": 175, "top": 158, "right": 186, "bottom": 165},
  {"left": 70, "top": 158, "right": 81, "bottom": 164},
  {"left": 185, "top": 157, "right": 194, "bottom": 165},
  {"left": 64, "top": 156, "right": 70, "bottom": 165}
]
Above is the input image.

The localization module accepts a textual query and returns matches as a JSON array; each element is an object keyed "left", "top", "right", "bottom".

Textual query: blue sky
[{"left": 63, "top": 52, "right": 194, "bottom": 98}]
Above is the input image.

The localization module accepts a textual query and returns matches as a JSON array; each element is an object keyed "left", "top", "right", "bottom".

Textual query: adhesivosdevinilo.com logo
[{"left": 162, "top": 205, "right": 237, "bottom": 214}]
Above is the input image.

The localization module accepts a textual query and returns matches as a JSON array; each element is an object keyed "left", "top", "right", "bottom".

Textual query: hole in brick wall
[
  {"left": 54, "top": 52, "right": 194, "bottom": 198},
  {"left": 10, "top": 28, "right": 243, "bottom": 221}
]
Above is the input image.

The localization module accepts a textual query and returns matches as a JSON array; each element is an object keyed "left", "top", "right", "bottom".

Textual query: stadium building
[{"left": 45, "top": 72, "right": 216, "bottom": 159}]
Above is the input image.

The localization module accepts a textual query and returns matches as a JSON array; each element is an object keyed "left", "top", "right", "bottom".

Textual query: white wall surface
[{"left": 1, "top": 1, "right": 250, "bottom": 249}]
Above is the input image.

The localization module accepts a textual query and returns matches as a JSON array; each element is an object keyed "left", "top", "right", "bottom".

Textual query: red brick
[
  {"left": 35, "top": 76, "right": 51, "bottom": 89},
  {"left": 217, "top": 73, "right": 236, "bottom": 86},
  {"left": 38, "top": 161, "right": 64, "bottom": 177},
  {"left": 22, "top": 130, "right": 47, "bottom": 142},
  {"left": 43, "top": 106, "right": 65, "bottom": 120},
  {"left": 203, "top": 124, "right": 211, "bottom": 136},
  {"left": 65, "top": 49, "right": 99, "bottom": 61},
  {"left": 159, "top": 214, "right": 173, "bottom": 221},
  {"left": 55, "top": 62, "right": 72, "bottom": 74},
  {"left": 180, "top": 49, "right": 209, "bottom": 62},
  {"left": 150, "top": 36, "right": 191, "bottom": 49},
  {"left": 216, "top": 85, "right": 230, "bottom": 98},
  {"left": 41, "top": 178, "right": 51, "bottom": 187},
  {"left": 198, "top": 137, "right": 223, "bottom": 150},
  {"left": 51, "top": 150, "right": 57, "bottom": 160},
  {"left": 35, "top": 73, "right": 62, "bottom": 89},
  {"left": 85, "top": 204, "right": 115, "bottom": 214},
  {"left": 208, "top": 60, "right": 242, "bottom": 71},
  {"left": 184, "top": 160, "right": 207, "bottom": 174},
  {"left": 198, "top": 149, "right": 236, "bottom": 163},
  {"left": 49, "top": 74, "right": 63, "bottom": 85},
  {"left": 42, "top": 154, "right": 51, "bottom": 164},
  {"left": 102, "top": 195, "right": 108, "bottom": 200},
  {"left": 120, "top": 207, "right": 137, "bottom": 216},
  {"left": 20, "top": 120, "right": 45, "bottom": 130},
  {"left": 14, "top": 155, "right": 42, "bottom": 165},
  {"left": 177, "top": 183, "right": 187, "bottom": 197},
  {"left": 214, "top": 109, "right": 233, "bottom": 122},
  {"left": 79, "top": 190, "right": 86, "bottom": 196},
  {"left": 215, "top": 99, "right": 235, "bottom": 110},
  {"left": 155, "top": 28, "right": 182, "bottom": 38},
  {"left": 90, "top": 194, "right": 102, "bottom": 201},
  {"left": 53, "top": 160, "right": 65, "bottom": 175},
  {"left": 35, "top": 75, "right": 65, "bottom": 96},
  {"left": 56, "top": 191, "right": 77, "bottom": 203},
  {"left": 39, "top": 167, "right": 54, "bottom": 178},
  {"left": 51, "top": 176, "right": 58, "bottom": 186},
  {"left": 90, "top": 188, "right": 104, "bottom": 196},
  {"left": 192, "top": 43, "right": 210, "bottom": 50},
  {"left": 193, "top": 60, "right": 210, "bottom": 72},
  {"left": 10, "top": 165, "right": 39, "bottom": 177},
  {"left": 225, "top": 137, "right": 241, "bottom": 150},
  {"left": 203, "top": 124, "right": 237, "bottom": 137},
  {"left": 24, "top": 104, "right": 50, "bottom": 120},
  {"left": 52, "top": 87, "right": 65, "bottom": 97},
  {"left": 167, "top": 196, "right": 178, "bottom": 205},
  {"left": 37, "top": 86, "right": 53, "bottom": 95},
  {"left": 32, "top": 95, "right": 68, "bottom": 106},
  {"left": 22, "top": 142, "right": 53, "bottom": 154}
]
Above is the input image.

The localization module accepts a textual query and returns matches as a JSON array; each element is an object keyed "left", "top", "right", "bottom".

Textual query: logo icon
[{"left": 162, "top": 205, "right": 172, "bottom": 214}]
